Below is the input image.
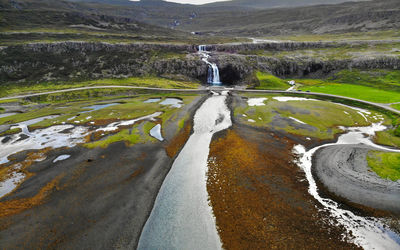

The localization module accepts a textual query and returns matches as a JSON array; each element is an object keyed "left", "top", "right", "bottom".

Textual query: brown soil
[
  {"left": 207, "top": 127, "right": 359, "bottom": 249},
  {"left": 165, "top": 122, "right": 192, "bottom": 158},
  {"left": 0, "top": 175, "right": 62, "bottom": 217}
]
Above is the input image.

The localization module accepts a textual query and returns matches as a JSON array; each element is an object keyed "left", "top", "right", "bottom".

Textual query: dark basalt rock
[{"left": 1, "top": 41, "right": 399, "bottom": 86}]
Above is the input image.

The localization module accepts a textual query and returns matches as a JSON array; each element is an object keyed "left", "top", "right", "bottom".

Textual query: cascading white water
[
  {"left": 208, "top": 63, "right": 221, "bottom": 85},
  {"left": 198, "top": 45, "right": 207, "bottom": 52},
  {"left": 198, "top": 45, "right": 222, "bottom": 85}
]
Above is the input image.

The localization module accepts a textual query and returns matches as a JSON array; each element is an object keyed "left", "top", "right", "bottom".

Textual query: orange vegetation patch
[
  {"left": 0, "top": 148, "right": 52, "bottom": 185},
  {"left": 165, "top": 122, "right": 192, "bottom": 158},
  {"left": 126, "top": 167, "right": 144, "bottom": 182},
  {"left": 89, "top": 118, "right": 120, "bottom": 126},
  {"left": 207, "top": 129, "right": 358, "bottom": 249},
  {"left": 0, "top": 175, "right": 62, "bottom": 218}
]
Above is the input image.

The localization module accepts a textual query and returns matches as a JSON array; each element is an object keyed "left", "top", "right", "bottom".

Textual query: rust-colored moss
[
  {"left": 207, "top": 129, "right": 359, "bottom": 249},
  {"left": 0, "top": 148, "right": 52, "bottom": 187},
  {"left": 165, "top": 122, "right": 192, "bottom": 158},
  {"left": 0, "top": 176, "right": 62, "bottom": 218},
  {"left": 89, "top": 118, "right": 119, "bottom": 126}
]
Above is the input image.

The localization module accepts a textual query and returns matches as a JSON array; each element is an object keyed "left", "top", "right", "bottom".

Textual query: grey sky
[
  {"left": 164, "top": 0, "right": 231, "bottom": 4},
  {"left": 131, "top": 0, "right": 231, "bottom": 5}
]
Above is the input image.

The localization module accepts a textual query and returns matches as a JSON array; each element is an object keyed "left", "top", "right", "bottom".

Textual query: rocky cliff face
[{"left": 1, "top": 42, "right": 399, "bottom": 86}]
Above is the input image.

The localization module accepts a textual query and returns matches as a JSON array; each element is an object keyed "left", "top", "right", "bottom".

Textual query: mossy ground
[
  {"left": 0, "top": 76, "right": 200, "bottom": 98},
  {"left": 367, "top": 151, "right": 400, "bottom": 181},
  {"left": 0, "top": 92, "right": 198, "bottom": 148},
  {"left": 235, "top": 94, "right": 384, "bottom": 139},
  {"left": 84, "top": 128, "right": 143, "bottom": 149}
]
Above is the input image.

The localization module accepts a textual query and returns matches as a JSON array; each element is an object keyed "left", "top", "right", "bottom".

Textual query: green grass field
[
  {"left": 367, "top": 151, "right": 400, "bottom": 181},
  {"left": 391, "top": 104, "right": 400, "bottom": 111},
  {"left": 255, "top": 72, "right": 290, "bottom": 90},
  {"left": 294, "top": 69, "right": 400, "bottom": 103},
  {"left": 300, "top": 83, "right": 400, "bottom": 103}
]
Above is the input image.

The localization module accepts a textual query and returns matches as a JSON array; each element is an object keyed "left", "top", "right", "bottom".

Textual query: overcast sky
[
  {"left": 164, "top": 0, "right": 231, "bottom": 4},
  {"left": 131, "top": 0, "right": 232, "bottom": 4}
]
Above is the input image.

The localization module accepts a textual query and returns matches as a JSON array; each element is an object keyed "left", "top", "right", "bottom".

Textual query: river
[{"left": 138, "top": 91, "right": 231, "bottom": 250}]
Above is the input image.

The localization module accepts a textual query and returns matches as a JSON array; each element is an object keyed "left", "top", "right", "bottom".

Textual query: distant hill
[
  {"left": 0, "top": 0, "right": 187, "bottom": 38},
  {"left": 65, "top": 0, "right": 368, "bottom": 9},
  {"left": 2, "top": 0, "right": 399, "bottom": 37},
  {"left": 205, "top": 0, "right": 369, "bottom": 9},
  {"left": 180, "top": 0, "right": 400, "bottom": 36}
]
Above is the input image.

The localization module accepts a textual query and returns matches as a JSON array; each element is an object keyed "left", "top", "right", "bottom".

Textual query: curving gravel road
[
  {"left": 0, "top": 86, "right": 208, "bottom": 101},
  {"left": 2, "top": 86, "right": 400, "bottom": 115}
]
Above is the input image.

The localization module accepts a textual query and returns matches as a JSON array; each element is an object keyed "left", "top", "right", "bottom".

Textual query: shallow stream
[{"left": 138, "top": 91, "right": 232, "bottom": 249}]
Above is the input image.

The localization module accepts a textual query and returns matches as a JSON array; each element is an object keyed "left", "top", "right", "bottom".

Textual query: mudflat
[{"left": 313, "top": 145, "right": 400, "bottom": 214}]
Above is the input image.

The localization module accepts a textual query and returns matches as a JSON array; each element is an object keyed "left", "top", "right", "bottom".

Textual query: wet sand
[
  {"left": 0, "top": 95, "right": 206, "bottom": 249},
  {"left": 313, "top": 145, "right": 400, "bottom": 214}
]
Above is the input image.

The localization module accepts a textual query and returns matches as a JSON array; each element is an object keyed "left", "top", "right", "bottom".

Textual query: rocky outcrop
[
  {"left": 1, "top": 42, "right": 399, "bottom": 86},
  {"left": 209, "top": 40, "right": 400, "bottom": 53}
]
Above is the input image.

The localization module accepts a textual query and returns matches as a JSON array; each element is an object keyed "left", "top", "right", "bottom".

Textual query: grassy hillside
[
  {"left": 3, "top": 0, "right": 399, "bottom": 38},
  {"left": 0, "top": 0, "right": 245, "bottom": 45},
  {"left": 178, "top": 0, "right": 400, "bottom": 36},
  {"left": 255, "top": 72, "right": 290, "bottom": 90},
  {"left": 296, "top": 70, "right": 400, "bottom": 103},
  {"left": 205, "top": 0, "right": 367, "bottom": 9}
]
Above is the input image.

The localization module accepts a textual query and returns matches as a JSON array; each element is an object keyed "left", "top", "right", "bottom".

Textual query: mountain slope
[
  {"left": 179, "top": 0, "right": 400, "bottom": 36},
  {"left": 205, "top": 0, "right": 369, "bottom": 9}
]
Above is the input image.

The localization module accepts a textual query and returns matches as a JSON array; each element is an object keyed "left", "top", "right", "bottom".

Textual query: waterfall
[
  {"left": 198, "top": 45, "right": 222, "bottom": 85},
  {"left": 198, "top": 45, "right": 207, "bottom": 52},
  {"left": 208, "top": 63, "right": 221, "bottom": 85}
]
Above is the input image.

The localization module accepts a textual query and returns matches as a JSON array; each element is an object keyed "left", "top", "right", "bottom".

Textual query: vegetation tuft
[{"left": 367, "top": 151, "right": 400, "bottom": 181}]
